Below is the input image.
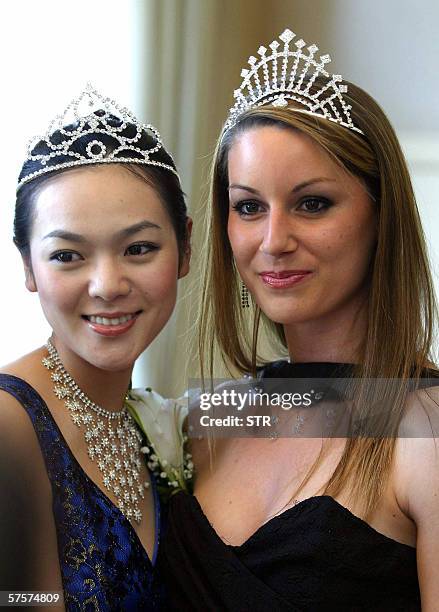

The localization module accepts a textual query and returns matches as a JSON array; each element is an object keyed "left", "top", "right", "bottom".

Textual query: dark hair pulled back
[{"left": 14, "top": 111, "right": 188, "bottom": 260}]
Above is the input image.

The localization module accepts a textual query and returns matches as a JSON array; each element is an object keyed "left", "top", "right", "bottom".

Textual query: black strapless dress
[
  {"left": 159, "top": 362, "right": 439, "bottom": 611},
  {"left": 160, "top": 490, "right": 420, "bottom": 611}
]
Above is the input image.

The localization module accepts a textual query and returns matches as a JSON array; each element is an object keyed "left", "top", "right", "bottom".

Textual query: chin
[
  {"left": 92, "top": 357, "right": 135, "bottom": 373},
  {"left": 256, "top": 301, "right": 308, "bottom": 326},
  {"left": 83, "top": 345, "right": 140, "bottom": 373}
]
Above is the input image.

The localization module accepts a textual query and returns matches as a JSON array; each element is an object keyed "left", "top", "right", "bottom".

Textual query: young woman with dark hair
[{"left": 0, "top": 85, "right": 191, "bottom": 609}]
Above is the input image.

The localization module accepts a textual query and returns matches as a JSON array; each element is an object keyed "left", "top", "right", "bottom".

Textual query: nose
[
  {"left": 88, "top": 258, "right": 131, "bottom": 301},
  {"left": 259, "top": 207, "right": 299, "bottom": 257}
]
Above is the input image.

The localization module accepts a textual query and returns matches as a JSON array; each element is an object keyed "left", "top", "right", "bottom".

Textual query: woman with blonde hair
[{"left": 145, "top": 29, "right": 439, "bottom": 610}]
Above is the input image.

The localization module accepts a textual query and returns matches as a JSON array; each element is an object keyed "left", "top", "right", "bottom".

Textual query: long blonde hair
[{"left": 198, "top": 81, "right": 437, "bottom": 515}]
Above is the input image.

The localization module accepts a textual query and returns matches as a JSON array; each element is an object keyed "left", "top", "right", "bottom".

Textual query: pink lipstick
[
  {"left": 260, "top": 271, "right": 312, "bottom": 289},
  {"left": 83, "top": 311, "right": 140, "bottom": 337}
]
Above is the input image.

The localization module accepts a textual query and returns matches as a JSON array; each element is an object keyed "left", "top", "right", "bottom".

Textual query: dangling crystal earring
[{"left": 241, "top": 281, "right": 250, "bottom": 308}]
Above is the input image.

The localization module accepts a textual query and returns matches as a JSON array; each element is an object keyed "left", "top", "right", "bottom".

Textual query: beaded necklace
[{"left": 42, "top": 340, "right": 148, "bottom": 524}]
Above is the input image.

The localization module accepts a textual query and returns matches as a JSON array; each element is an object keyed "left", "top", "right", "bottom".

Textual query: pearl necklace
[{"left": 42, "top": 340, "right": 148, "bottom": 524}]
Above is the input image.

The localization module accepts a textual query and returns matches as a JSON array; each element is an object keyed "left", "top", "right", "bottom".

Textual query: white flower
[{"left": 126, "top": 388, "right": 192, "bottom": 491}]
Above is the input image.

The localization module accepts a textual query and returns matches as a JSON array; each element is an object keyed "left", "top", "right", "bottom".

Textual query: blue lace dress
[{"left": 0, "top": 373, "right": 165, "bottom": 611}]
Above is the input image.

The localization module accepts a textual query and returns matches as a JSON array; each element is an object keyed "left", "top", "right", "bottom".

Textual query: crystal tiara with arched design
[
  {"left": 223, "top": 28, "right": 363, "bottom": 135},
  {"left": 17, "top": 83, "right": 180, "bottom": 191}
]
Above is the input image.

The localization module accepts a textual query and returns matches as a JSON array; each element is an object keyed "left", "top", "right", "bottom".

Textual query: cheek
[
  {"left": 320, "top": 213, "right": 374, "bottom": 251},
  {"left": 314, "top": 221, "right": 376, "bottom": 275},
  {"left": 31, "top": 264, "right": 82, "bottom": 313},
  {"left": 138, "top": 253, "right": 179, "bottom": 301},
  {"left": 227, "top": 219, "right": 254, "bottom": 263}
]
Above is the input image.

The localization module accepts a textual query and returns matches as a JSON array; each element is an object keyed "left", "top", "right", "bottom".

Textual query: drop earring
[{"left": 241, "top": 281, "right": 250, "bottom": 308}]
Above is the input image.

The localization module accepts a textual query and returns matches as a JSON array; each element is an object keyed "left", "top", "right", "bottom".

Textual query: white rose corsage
[{"left": 126, "top": 388, "right": 194, "bottom": 498}]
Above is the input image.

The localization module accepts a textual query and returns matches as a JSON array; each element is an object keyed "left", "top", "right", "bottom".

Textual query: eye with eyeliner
[
  {"left": 297, "top": 196, "right": 333, "bottom": 214},
  {"left": 230, "top": 200, "right": 264, "bottom": 217},
  {"left": 125, "top": 242, "right": 160, "bottom": 256},
  {"left": 231, "top": 195, "right": 333, "bottom": 217},
  {"left": 49, "top": 250, "right": 83, "bottom": 264}
]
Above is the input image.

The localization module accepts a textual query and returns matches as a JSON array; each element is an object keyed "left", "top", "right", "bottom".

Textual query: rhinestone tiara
[
  {"left": 17, "top": 83, "right": 180, "bottom": 191},
  {"left": 223, "top": 28, "right": 363, "bottom": 135}
]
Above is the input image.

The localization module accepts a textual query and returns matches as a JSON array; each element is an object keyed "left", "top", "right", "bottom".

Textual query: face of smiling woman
[
  {"left": 227, "top": 126, "right": 377, "bottom": 349},
  {"left": 25, "top": 164, "right": 188, "bottom": 373}
]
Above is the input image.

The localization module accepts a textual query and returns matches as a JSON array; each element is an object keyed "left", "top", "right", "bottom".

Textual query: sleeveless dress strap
[{"left": 0, "top": 373, "right": 165, "bottom": 610}]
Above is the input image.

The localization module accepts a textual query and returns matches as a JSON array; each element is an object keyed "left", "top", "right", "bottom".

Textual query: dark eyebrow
[
  {"left": 43, "top": 220, "right": 161, "bottom": 242},
  {"left": 291, "top": 178, "right": 336, "bottom": 193},
  {"left": 228, "top": 177, "right": 336, "bottom": 195},
  {"left": 116, "top": 220, "right": 162, "bottom": 239},
  {"left": 43, "top": 230, "right": 86, "bottom": 242},
  {"left": 228, "top": 184, "right": 262, "bottom": 195}
]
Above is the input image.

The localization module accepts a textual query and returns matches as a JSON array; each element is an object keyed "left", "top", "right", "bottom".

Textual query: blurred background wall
[{"left": 1, "top": 0, "right": 438, "bottom": 396}]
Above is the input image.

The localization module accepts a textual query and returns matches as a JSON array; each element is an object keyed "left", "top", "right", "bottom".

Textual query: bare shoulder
[
  {"left": 0, "top": 383, "right": 52, "bottom": 513},
  {"left": 0, "top": 348, "right": 50, "bottom": 411},
  {"left": 0, "top": 387, "right": 41, "bottom": 452},
  {"left": 0, "top": 368, "right": 60, "bottom": 593},
  {"left": 398, "top": 383, "right": 439, "bottom": 438},
  {"left": 393, "top": 383, "right": 439, "bottom": 609},
  {"left": 393, "top": 383, "right": 439, "bottom": 520},
  {"left": 0, "top": 368, "right": 53, "bottom": 496},
  {"left": 0, "top": 348, "right": 49, "bottom": 449},
  {"left": 0, "top": 346, "right": 46, "bottom": 378}
]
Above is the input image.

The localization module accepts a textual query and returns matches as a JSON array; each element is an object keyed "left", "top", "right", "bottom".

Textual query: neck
[
  {"left": 284, "top": 299, "right": 367, "bottom": 364},
  {"left": 50, "top": 337, "right": 132, "bottom": 412}
]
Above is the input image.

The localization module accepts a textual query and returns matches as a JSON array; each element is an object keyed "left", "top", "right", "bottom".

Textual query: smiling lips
[
  {"left": 83, "top": 311, "right": 141, "bottom": 336},
  {"left": 260, "top": 271, "right": 312, "bottom": 289}
]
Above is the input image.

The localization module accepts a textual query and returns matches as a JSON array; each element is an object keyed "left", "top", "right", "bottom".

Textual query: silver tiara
[
  {"left": 224, "top": 28, "right": 363, "bottom": 135},
  {"left": 17, "top": 83, "right": 179, "bottom": 191}
]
